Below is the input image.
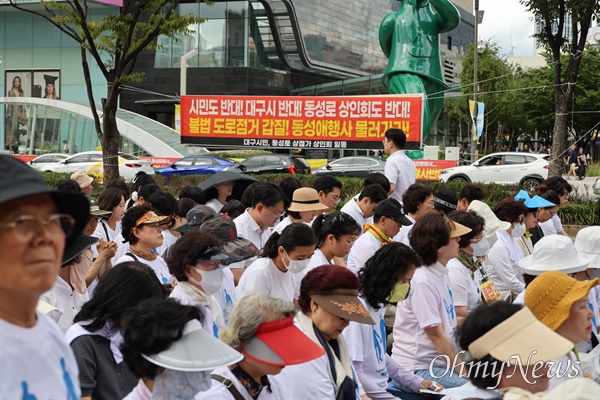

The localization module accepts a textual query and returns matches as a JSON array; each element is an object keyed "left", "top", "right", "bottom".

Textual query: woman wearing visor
[
  {"left": 167, "top": 231, "right": 243, "bottom": 337},
  {"left": 121, "top": 298, "right": 243, "bottom": 399},
  {"left": 271, "top": 265, "right": 375, "bottom": 400},
  {"left": 200, "top": 293, "right": 325, "bottom": 399}
]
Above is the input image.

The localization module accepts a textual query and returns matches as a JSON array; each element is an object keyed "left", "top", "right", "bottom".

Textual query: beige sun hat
[
  {"left": 287, "top": 187, "right": 329, "bottom": 213},
  {"left": 468, "top": 200, "right": 511, "bottom": 238},
  {"left": 469, "top": 307, "right": 574, "bottom": 365}
]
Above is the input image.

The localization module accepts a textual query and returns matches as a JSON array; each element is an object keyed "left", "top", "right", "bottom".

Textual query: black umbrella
[{"left": 198, "top": 171, "right": 258, "bottom": 201}]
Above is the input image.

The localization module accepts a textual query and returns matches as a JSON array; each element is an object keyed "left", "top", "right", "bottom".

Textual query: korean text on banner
[{"left": 180, "top": 95, "right": 424, "bottom": 150}]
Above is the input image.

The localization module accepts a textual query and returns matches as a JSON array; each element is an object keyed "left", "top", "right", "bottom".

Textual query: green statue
[{"left": 380, "top": 0, "right": 460, "bottom": 139}]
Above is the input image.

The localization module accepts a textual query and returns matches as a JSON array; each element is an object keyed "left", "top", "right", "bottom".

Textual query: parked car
[
  {"left": 154, "top": 155, "right": 237, "bottom": 177},
  {"left": 40, "top": 151, "right": 154, "bottom": 182},
  {"left": 228, "top": 154, "right": 311, "bottom": 175},
  {"left": 313, "top": 156, "right": 386, "bottom": 178},
  {"left": 439, "top": 152, "right": 549, "bottom": 191},
  {"left": 28, "top": 153, "right": 69, "bottom": 171}
]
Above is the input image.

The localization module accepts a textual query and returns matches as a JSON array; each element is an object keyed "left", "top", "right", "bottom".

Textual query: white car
[
  {"left": 41, "top": 151, "right": 154, "bottom": 182},
  {"left": 439, "top": 152, "right": 549, "bottom": 191},
  {"left": 28, "top": 153, "right": 69, "bottom": 171}
]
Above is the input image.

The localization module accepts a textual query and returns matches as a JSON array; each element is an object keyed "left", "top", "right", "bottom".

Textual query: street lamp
[
  {"left": 180, "top": 49, "right": 198, "bottom": 96},
  {"left": 471, "top": 1, "right": 484, "bottom": 161}
]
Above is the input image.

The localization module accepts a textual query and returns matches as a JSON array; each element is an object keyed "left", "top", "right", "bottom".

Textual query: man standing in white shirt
[
  {"left": 340, "top": 184, "right": 388, "bottom": 231},
  {"left": 383, "top": 128, "right": 416, "bottom": 204}
]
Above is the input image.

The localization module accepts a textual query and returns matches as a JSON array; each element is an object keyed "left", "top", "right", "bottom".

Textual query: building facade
[{"left": 2, "top": 0, "right": 475, "bottom": 155}]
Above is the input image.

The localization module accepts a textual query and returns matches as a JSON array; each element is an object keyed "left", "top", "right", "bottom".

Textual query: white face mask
[
  {"left": 471, "top": 237, "right": 489, "bottom": 257},
  {"left": 191, "top": 267, "right": 224, "bottom": 295},
  {"left": 282, "top": 250, "right": 311, "bottom": 274},
  {"left": 511, "top": 222, "right": 526, "bottom": 238},
  {"left": 152, "top": 368, "right": 211, "bottom": 398}
]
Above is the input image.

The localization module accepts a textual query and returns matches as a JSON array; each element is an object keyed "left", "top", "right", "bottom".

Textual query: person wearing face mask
[
  {"left": 199, "top": 215, "right": 259, "bottom": 324},
  {"left": 293, "top": 211, "right": 361, "bottom": 300},
  {"left": 486, "top": 198, "right": 529, "bottom": 300},
  {"left": 344, "top": 243, "right": 445, "bottom": 399},
  {"left": 513, "top": 190, "right": 556, "bottom": 258},
  {"left": 237, "top": 223, "right": 317, "bottom": 303},
  {"left": 346, "top": 198, "right": 412, "bottom": 275},
  {"left": 121, "top": 299, "right": 243, "bottom": 400},
  {"left": 392, "top": 213, "right": 472, "bottom": 389},
  {"left": 167, "top": 232, "right": 243, "bottom": 337},
  {"left": 446, "top": 210, "right": 490, "bottom": 318}
]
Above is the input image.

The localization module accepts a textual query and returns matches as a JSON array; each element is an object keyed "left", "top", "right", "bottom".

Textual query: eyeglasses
[
  {"left": 267, "top": 207, "right": 285, "bottom": 217},
  {"left": 518, "top": 216, "right": 526, "bottom": 225},
  {"left": 88, "top": 215, "right": 102, "bottom": 223},
  {"left": 328, "top": 193, "right": 341, "bottom": 204},
  {"left": 140, "top": 223, "right": 163, "bottom": 232},
  {"left": 0, "top": 213, "right": 75, "bottom": 241}
]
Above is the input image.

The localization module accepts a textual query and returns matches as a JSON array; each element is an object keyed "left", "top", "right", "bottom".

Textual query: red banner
[
  {"left": 414, "top": 160, "right": 457, "bottom": 181},
  {"left": 180, "top": 95, "right": 423, "bottom": 150}
]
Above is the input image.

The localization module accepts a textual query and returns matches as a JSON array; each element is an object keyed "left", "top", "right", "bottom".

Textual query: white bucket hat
[
  {"left": 467, "top": 200, "right": 511, "bottom": 238},
  {"left": 575, "top": 226, "right": 600, "bottom": 269},
  {"left": 520, "top": 235, "right": 590, "bottom": 275}
]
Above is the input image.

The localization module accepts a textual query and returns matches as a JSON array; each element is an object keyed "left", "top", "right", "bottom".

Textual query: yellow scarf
[{"left": 363, "top": 224, "right": 391, "bottom": 245}]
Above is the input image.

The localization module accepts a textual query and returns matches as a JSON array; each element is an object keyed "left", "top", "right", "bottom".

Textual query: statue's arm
[
  {"left": 430, "top": 0, "right": 460, "bottom": 33},
  {"left": 379, "top": 12, "right": 396, "bottom": 58}
]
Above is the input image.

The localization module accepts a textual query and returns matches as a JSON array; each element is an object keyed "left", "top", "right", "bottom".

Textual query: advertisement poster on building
[
  {"left": 33, "top": 71, "right": 60, "bottom": 99},
  {"left": 180, "top": 94, "right": 424, "bottom": 150}
]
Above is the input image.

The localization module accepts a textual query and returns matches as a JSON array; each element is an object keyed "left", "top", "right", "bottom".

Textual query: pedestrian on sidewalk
[
  {"left": 565, "top": 144, "right": 578, "bottom": 180},
  {"left": 577, "top": 147, "right": 587, "bottom": 180}
]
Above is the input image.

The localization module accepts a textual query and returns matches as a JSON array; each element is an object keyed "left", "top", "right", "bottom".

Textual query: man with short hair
[
  {"left": 383, "top": 128, "right": 416, "bottom": 204},
  {"left": 347, "top": 198, "right": 411, "bottom": 275},
  {"left": 392, "top": 183, "right": 435, "bottom": 246},
  {"left": 457, "top": 184, "right": 486, "bottom": 211},
  {"left": 340, "top": 184, "right": 388, "bottom": 230},
  {"left": 71, "top": 171, "right": 94, "bottom": 195},
  {"left": 313, "top": 176, "right": 343, "bottom": 213}
]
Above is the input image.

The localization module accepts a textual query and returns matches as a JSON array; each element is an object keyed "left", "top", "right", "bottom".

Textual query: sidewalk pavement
[{"left": 562, "top": 174, "right": 599, "bottom": 199}]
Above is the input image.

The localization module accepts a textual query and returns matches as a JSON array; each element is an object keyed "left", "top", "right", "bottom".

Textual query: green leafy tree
[
  {"left": 9, "top": 0, "right": 207, "bottom": 182},
  {"left": 457, "top": 41, "right": 520, "bottom": 154},
  {"left": 520, "top": 0, "right": 600, "bottom": 176}
]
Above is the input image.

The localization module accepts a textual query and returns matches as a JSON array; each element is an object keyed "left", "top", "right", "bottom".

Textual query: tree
[
  {"left": 520, "top": 0, "right": 600, "bottom": 176},
  {"left": 9, "top": 0, "right": 206, "bottom": 182}
]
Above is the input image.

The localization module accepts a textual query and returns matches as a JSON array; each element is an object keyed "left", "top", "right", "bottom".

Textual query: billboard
[{"left": 180, "top": 95, "right": 424, "bottom": 150}]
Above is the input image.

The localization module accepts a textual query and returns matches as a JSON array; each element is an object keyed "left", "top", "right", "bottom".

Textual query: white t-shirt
[
  {"left": 234, "top": 210, "right": 272, "bottom": 251},
  {"left": 548, "top": 352, "right": 583, "bottom": 391},
  {"left": 539, "top": 214, "right": 564, "bottom": 236},
  {"left": 41, "top": 276, "right": 89, "bottom": 334},
  {"left": 197, "top": 366, "right": 280, "bottom": 399},
  {"left": 205, "top": 198, "right": 224, "bottom": 213},
  {"left": 236, "top": 257, "right": 296, "bottom": 303},
  {"left": 384, "top": 150, "right": 416, "bottom": 204},
  {"left": 0, "top": 312, "right": 81, "bottom": 399},
  {"left": 115, "top": 254, "right": 171, "bottom": 285},
  {"left": 93, "top": 219, "right": 121, "bottom": 242},
  {"left": 392, "top": 215, "right": 416, "bottom": 247},
  {"left": 344, "top": 298, "right": 389, "bottom": 390},
  {"left": 293, "top": 249, "right": 332, "bottom": 299},
  {"left": 487, "top": 231, "right": 525, "bottom": 297},
  {"left": 340, "top": 199, "right": 366, "bottom": 230},
  {"left": 346, "top": 232, "right": 382, "bottom": 275},
  {"left": 212, "top": 268, "right": 238, "bottom": 325},
  {"left": 447, "top": 258, "right": 481, "bottom": 313},
  {"left": 392, "top": 262, "right": 459, "bottom": 371}
]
